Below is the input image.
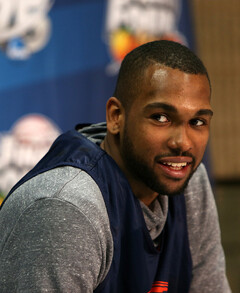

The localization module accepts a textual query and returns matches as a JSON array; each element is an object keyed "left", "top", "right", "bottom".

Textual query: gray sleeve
[
  {"left": 185, "top": 163, "right": 232, "bottom": 293},
  {"left": 0, "top": 168, "right": 113, "bottom": 293},
  {"left": 0, "top": 199, "right": 109, "bottom": 292}
]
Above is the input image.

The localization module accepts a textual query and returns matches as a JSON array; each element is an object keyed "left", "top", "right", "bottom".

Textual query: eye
[
  {"left": 151, "top": 114, "right": 169, "bottom": 123},
  {"left": 190, "top": 118, "right": 206, "bottom": 127}
]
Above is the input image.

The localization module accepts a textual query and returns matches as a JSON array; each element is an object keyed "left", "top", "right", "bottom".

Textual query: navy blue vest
[{"left": 4, "top": 130, "right": 192, "bottom": 293}]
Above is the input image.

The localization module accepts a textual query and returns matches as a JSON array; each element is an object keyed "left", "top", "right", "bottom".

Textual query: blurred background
[
  {"left": 192, "top": 1, "right": 240, "bottom": 292},
  {"left": 0, "top": 0, "right": 239, "bottom": 291}
]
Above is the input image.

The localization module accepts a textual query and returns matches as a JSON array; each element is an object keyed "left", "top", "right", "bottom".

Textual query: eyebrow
[
  {"left": 144, "top": 102, "right": 213, "bottom": 117},
  {"left": 195, "top": 109, "right": 214, "bottom": 116}
]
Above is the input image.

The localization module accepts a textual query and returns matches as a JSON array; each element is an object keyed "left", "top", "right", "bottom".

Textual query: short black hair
[{"left": 113, "top": 40, "right": 210, "bottom": 110}]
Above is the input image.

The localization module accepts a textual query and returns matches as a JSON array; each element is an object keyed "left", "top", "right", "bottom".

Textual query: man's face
[{"left": 119, "top": 65, "right": 212, "bottom": 196}]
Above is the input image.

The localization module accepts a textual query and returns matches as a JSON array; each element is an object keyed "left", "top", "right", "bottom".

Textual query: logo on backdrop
[
  {"left": 105, "top": 0, "right": 186, "bottom": 74},
  {"left": 0, "top": 0, "right": 54, "bottom": 60},
  {"left": 0, "top": 114, "right": 61, "bottom": 198}
]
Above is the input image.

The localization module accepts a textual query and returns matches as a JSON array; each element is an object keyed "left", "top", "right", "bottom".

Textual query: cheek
[
  {"left": 128, "top": 130, "right": 155, "bottom": 156},
  {"left": 140, "top": 132, "right": 168, "bottom": 157},
  {"left": 193, "top": 134, "right": 209, "bottom": 158}
]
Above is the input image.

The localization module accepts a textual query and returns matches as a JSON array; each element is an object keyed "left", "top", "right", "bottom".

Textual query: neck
[{"left": 125, "top": 175, "right": 159, "bottom": 207}]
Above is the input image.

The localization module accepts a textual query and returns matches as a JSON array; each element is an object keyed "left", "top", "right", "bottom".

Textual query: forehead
[{"left": 132, "top": 65, "right": 211, "bottom": 113}]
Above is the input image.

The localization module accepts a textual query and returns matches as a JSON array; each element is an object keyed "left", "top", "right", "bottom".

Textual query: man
[{"left": 0, "top": 41, "right": 231, "bottom": 292}]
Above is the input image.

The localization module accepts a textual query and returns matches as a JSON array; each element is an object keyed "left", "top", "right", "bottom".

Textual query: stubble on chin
[
  {"left": 120, "top": 124, "right": 201, "bottom": 196},
  {"left": 121, "top": 144, "right": 198, "bottom": 196}
]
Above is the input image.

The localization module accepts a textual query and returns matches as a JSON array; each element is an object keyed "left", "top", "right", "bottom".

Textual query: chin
[
  {"left": 151, "top": 176, "right": 191, "bottom": 196},
  {"left": 165, "top": 186, "right": 188, "bottom": 197},
  {"left": 164, "top": 177, "right": 193, "bottom": 196}
]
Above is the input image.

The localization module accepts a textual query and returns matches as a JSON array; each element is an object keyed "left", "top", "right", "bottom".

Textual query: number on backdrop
[{"left": 0, "top": 0, "right": 54, "bottom": 60}]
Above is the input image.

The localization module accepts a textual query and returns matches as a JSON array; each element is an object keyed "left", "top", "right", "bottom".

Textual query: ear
[{"left": 106, "top": 97, "right": 124, "bottom": 135}]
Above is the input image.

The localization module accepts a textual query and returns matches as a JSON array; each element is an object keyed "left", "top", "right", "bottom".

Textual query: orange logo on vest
[{"left": 148, "top": 281, "right": 168, "bottom": 292}]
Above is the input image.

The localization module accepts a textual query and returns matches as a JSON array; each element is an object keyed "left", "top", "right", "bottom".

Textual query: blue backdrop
[{"left": 0, "top": 0, "right": 194, "bottom": 133}]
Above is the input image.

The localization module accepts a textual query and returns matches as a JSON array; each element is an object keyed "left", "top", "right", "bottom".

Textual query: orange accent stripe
[
  {"left": 151, "top": 284, "right": 168, "bottom": 287},
  {"left": 147, "top": 281, "right": 168, "bottom": 293}
]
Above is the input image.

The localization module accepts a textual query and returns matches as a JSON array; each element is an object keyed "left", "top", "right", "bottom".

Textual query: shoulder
[
  {"left": 1, "top": 166, "right": 108, "bottom": 222},
  {"left": 0, "top": 166, "right": 113, "bottom": 290},
  {"left": 184, "top": 163, "right": 215, "bottom": 219},
  {"left": 1, "top": 166, "right": 112, "bottom": 245},
  {"left": 184, "top": 164, "right": 231, "bottom": 292},
  {"left": 185, "top": 163, "right": 211, "bottom": 196},
  {"left": 184, "top": 163, "right": 218, "bottom": 266},
  {"left": 184, "top": 163, "right": 217, "bottom": 246}
]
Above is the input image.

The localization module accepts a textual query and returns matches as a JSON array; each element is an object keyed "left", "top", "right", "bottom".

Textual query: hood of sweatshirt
[{"left": 75, "top": 122, "right": 106, "bottom": 146}]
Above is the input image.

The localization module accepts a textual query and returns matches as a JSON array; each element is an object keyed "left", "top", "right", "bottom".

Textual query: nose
[{"left": 167, "top": 126, "right": 192, "bottom": 154}]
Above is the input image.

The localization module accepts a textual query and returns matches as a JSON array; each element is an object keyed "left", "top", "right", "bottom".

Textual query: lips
[
  {"left": 162, "top": 161, "right": 187, "bottom": 170},
  {"left": 157, "top": 156, "right": 193, "bottom": 179}
]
